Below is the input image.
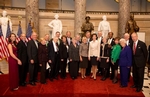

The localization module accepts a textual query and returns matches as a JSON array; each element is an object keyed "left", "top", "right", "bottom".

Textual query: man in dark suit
[
  {"left": 17, "top": 33, "right": 28, "bottom": 86},
  {"left": 107, "top": 32, "right": 115, "bottom": 79},
  {"left": 85, "top": 31, "right": 91, "bottom": 76},
  {"left": 124, "top": 33, "right": 133, "bottom": 48},
  {"left": 66, "top": 31, "right": 72, "bottom": 73},
  {"left": 66, "top": 31, "right": 72, "bottom": 46},
  {"left": 48, "top": 37, "right": 59, "bottom": 81},
  {"left": 27, "top": 32, "right": 39, "bottom": 86},
  {"left": 75, "top": 34, "right": 81, "bottom": 75},
  {"left": 124, "top": 33, "right": 133, "bottom": 81},
  {"left": 97, "top": 31, "right": 103, "bottom": 75},
  {"left": 131, "top": 33, "right": 148, "bottom": 92},
  {"left": 44, "top": 34, "right": 50, "bottom": 78}
]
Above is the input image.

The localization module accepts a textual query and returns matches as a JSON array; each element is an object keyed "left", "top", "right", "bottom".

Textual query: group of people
[{"left": 7, "top": 30, "right": 148, "bottom": 93}]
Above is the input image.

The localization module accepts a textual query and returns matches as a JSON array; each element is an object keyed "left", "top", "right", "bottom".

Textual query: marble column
[
  {"left": 118, "top": 0, "right": 130, "bottom": 37},
  {"left": 74, "top": 0, "right": 86, "bottom": 36},
  {"left": 26, "top": 0, "right": 39, "bottom": 34}
]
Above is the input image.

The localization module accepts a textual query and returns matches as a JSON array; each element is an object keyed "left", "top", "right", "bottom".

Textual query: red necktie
[{"left": 133, "top": 42, "right": 136, "bottom": 54}]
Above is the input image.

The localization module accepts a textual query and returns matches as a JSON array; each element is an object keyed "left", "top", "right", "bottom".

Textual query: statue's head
[
  {"left": 2, "top": 10, "right": 7, "bottom": 17},
  {"left": 130, "top": 14, "right": 134, "bottom": 20},
  {"left": 54, "top": 14, "right": 59, "bottom": 19},
  {"left": 85, "top": 16, "right": 90, "bottom": 22},
  {"left": 102, "top": 15, "right": 107, "bottom": 21}
]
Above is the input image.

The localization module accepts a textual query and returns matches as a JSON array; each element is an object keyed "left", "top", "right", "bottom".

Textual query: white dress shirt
[
  {"left": 107, "top": 38, "right": 113, "bottom": 45},
  {"left": 34, "top": 40, "right": 38, "bottom": 48},
  {"left": 126, "top": 40, "right": 129, "bottom": 46},
  {"left": 52, "top": 41, "right": 58, "bottom": 52}
]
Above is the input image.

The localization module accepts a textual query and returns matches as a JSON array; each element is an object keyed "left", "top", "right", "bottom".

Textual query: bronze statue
[
  {"left": 125, "top": 14, "right": 139, "bottom": 35},
  {"left": 81, "top": 16, "right": 94, "bottom": 36}
]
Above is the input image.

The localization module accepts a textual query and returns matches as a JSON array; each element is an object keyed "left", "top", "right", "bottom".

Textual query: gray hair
[{"left": 119, "top": 38, "right": 127, "bottom": 44}]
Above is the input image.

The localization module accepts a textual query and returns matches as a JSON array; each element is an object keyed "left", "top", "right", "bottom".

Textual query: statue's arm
[
  {"left": 98, "top": 22, "right": 102, "bottom": 31},
  {"left": 81, "top": 23, "right": 84, "bottom": 31},
  {"left": 48, "top": 20, "right": 54, "bottom": 28},
  {"left": 125, "top": 22, "right": 129, "bottom": 33},
  {"left": 91, "top": 23, "right": 94, "bottom": 30},
  {"left": 59, "top": 20, "right": 62, "bottom": 32},
  {"left": 108, "top": 22, "right": 111, "bottom": 32},
  {"left": 9, "top": 19, "right": 12, "bottom": 31}
]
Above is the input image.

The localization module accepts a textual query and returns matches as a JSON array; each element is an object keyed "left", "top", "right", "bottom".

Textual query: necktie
[
  {"left": 108, "top": 39, "right": 111, "bottom": 44},
  {"left": 24, "top": 41, "right": 27, "bottom": 46},
  {"left": 133, "top": 42, "right": 136, "bottom": 54},
  {"left": 56, "top": 42, "right": 59, "bottom": 51}
]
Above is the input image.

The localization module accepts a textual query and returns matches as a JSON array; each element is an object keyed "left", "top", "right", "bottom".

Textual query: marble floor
[{"left": 0, "top": 60, "right": 150, "bottom": 97}]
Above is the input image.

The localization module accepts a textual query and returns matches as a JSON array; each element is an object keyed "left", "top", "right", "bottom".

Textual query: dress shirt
[
  {"left": 126, "top": 40, "right": 129, "bottom": 46},
  {"left": 107, "top": 38, "right": 113, "bottom": 45},
  {"left": 88, "top": 40, "right": 100, "bottom": 57},
  {"left": 52, "top": 41, "right": 58, "bottom": 52},
  {"left": 34, "top": 40, "right": 38, "bottom": 48},
  {"left": 98, "top": 37, "right": 102, "bottom": 44},
  {"left": 67, "top": 37, "right": 71, "bottom": 45}
]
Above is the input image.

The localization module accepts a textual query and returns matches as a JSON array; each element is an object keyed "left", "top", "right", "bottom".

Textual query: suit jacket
[
  {"left": 59, "top": 42, "right": 68, "bottom": 59},
  {"left": 27, "top": 39, "right": 39, "bottom": 63},
  {"left": 132, "top": 40, "right": 148, "bottom": 67},
  {"left": 48, "top": 41, "right": 57, "bottom": 63},
  {"left": 127, "top": 39, "right": 133, "bottom": 48},
  {"left": 119, "top": 46, "right": 132, "bottom": 67},
  {"left": 17, "top": 40, "right": 28, "bottom": 64},
  {"left": 100, "top": 44, "right": 110, "bottom": 57},
  {"left": 67, "top": 37, "right": 72, "bottom": 46},
  {"left": 38, "top": 43, "right": 49, "bottom": 64},
  {"left": 107, "top": 38, "right": 115, "bottom": 57},
  {"left": 50, "top": 38, "right": 63, "bottom": 50},
  {"left": 111, "top": 44, "right": 121, "bottom": 63},
  {"left": 148, "top": 45, "right": 150, "bottom": 64},
  {"left": 69, "top": 44, "right": 79, "bottom": 61}
]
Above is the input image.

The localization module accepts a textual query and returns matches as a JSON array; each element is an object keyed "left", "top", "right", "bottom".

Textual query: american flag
[
  {"left": 0, "top": 25, "right": 9, "bottom": 60},
  {"left": 6, "top": 20, "right": 11, "bottom": 39},
  {"left": 16, "top": 21, "right": 22, "bottom": 42},
  {"left": 26, "top": 21, "right": 32, "bottom": 42}
]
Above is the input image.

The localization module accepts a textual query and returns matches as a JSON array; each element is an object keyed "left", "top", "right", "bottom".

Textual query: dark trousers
[
  {"left": 19, "top": 62, "right": 28, "bottom": 84},
  {"left": 70, "top": 61, "right": 78, "bottom": 78},
  {"left": 120, "top": 67, "right": 130, "bottom": 86},
  {"left": 98, "top": 61, "right": 102, "bottom": 74},
  {"left": 133, "top": 64, "right": 145, "bottom": 89},
  {"left": 86, "top": 61, "right": 91, "bottom": 76},
  {"left": 29, "top": 63, "right": 39, "bottom": 82},
  {"left": 40, "top": 62, "right": 47, "bottom": 83},
  {"left": 107, "top": 61, "right": 114, "bottom": 78},
  {"left": 102, "top": 68, "right": 108, "bottom": 78},
  {"left": 60, "top": 58, "right": 67, "bottom": 78},
  {"left": 128, "top": 67, "right": 131, "bottom": 81},
  {"left": 49, "top": 53, "right": 59, "bottom": 79}
]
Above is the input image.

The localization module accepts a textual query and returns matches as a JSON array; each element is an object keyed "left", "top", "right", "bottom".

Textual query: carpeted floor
[{"left": 0, "top": 74, "right": 145, "bottom": 97}]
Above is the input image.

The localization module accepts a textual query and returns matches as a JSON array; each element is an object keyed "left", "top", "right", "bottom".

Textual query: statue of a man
[
  {"left": 81, "top": 16, "right": 94, "bottom": 36},
  {"left": 125, "top": 14, "right": 139, "bottom": 35},
  {"left": 98, "top": 15, "right": 111, "bottom": 38},
  {"left": 0, "top": 10, "right": 12, "bottom": 38},
  {"left": 48, "top": 14, "right": 62, "bottom": 38}
]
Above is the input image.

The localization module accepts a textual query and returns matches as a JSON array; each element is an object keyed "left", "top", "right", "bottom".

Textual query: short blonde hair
[
  {"left": 40, "top": 38, "right": 45, "bottom": 42},
  {"left": 82, "top": 36, "right": 87, "bottom": 41}
]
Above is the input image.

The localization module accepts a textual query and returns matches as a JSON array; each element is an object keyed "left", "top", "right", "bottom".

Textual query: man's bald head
[
  {"left": 31, "top": 32, "right": 38, "bottom": 40},
  {"left": 124, "top": 33, "right": 130, "bottom": 41},
  {"left": 131, "top": 32, "right": 138, "bottom": 42},
  {"left": 20, "top": 33, "right": 26, "bottom": 41}
]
